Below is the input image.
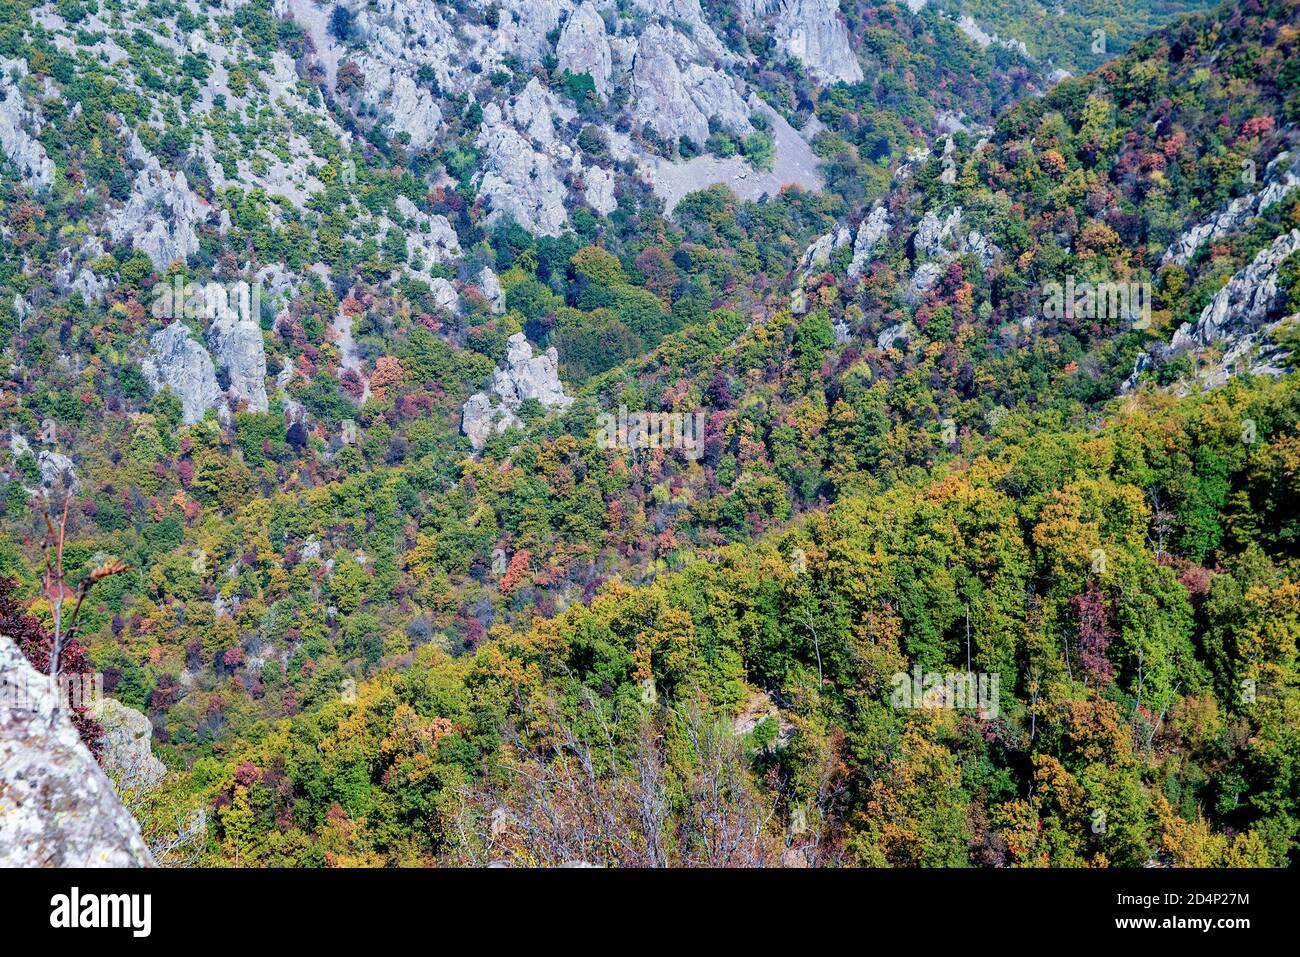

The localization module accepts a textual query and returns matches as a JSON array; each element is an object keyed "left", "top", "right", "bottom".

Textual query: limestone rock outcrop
[
  {"left": 141, "top": 322, "right": 223, "bottom": 425},
  {"left": 96, "top": 697, "right": 167, "bottom": 796},
  {"left": 1162, "top": 152, "right": 1300, "bottom": 267},
  {"left": 0, "top": 57, "right": 55, "bottom": 190},
  {"left": 107, "top": 132, "right": 225, "bottom": 271},
  {"left": 800, "top": 224, "right": 851, "bottom": 274},
  {"left": 7, "top": 434, "right": 77, "bottom": 494},
  {"left": 1170, "top": 228, "right": 1300, "bottom": 355},
  {"left": 1128, "top": 228, "right": 1300, "bottom": 393},
  {"left": 478, "top": 266, "right": 506, "bottom": 314},
  {"left": 397, "top": 195, "right": 462, "bottom": 267},
  {"left": 848, "top": 205, "right": 892, "bottom": 278},
  {"left": 0, "top": 634, "right": 155, "bottom": 867},
  {"left": 462, "top": 333, "right": 573, "bottom": 450},
  {"left": 631, "top": 25, "right": 752, "bottom": 151},
  {"left": 475, "top": 101, "right": 570, "bottom": 236},
  {"left": 773, "top": 0, "right": 863, "bottom": 86},
  {"left": 209, "top": 305, "right": 270, "bottom": 414},
  {"left": 557, "top": 2, "right": 612, "bottom": 99},
  {"left": 584, "top": 164, "right": 618, "bottom": 215}
]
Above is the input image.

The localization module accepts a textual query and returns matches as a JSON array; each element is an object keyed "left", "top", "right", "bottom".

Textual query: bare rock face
[
  {"left": 96, "top": 698, "right": 166, "bottom": 796},
  {"left": 584, "top": 164, "right": 617, "bottom": 215},
  {"left": 430, "top": 277, "right": 461, "bottom": 314},
  {"left": 461, "top": 391, "right": 520, "bottom": 452},
  {"left": 1171, "top": 228, "right": 1300, "bottom": 355},
  {"left": 462, "top": 333, "right": 573, "bottom": 450},
  {"left": 0, "top": 57, "right": 55, "bottom": 190},
  {"left": 848, "top": 205, "right": 892, "bottom": 278},
  {"left": 141, "top": 322, "right": 223, "bottom": 425},
  {"left": 632, "top": 26, "right": 710, "bottom": 149},
  {"left": 907, "top": 206, "right": 999, "bottom": 297},
  {"left": 1162, "top": 152, "right": 1300, "bottom": 267},
  {"left": 493, "top": 333, "right": 573, "bottom": 409},
  {"left": 631, "top": 0, "right": 733, "bottom": 62},
  {"left": 631, "top": 25, "right": 752, "bottom": 151},
  {"left": 7, "top": 434, "right": 77, "bottom": 495},
  {"left": 396, "top": 195, "right": 461, "bottom": 267},
  {"left": 1129, "top": 228, "right": 1300, "bottom": 393},
  {"left": 557, "top": 2, "right": 612, "bottom": 99},
  {"left": 494, "top": 0, "right": 568, "bottom": 68},
  {"left": 478, "top": 266, "right": 506, "bottom": 314},
  {"left": 800, "top": 224, "right": 851, "bottom": 274},
  {"left": 773, "top": 0, "right": 863, "bottom": 86},
  {"left": 0, "top": 635, "right": 155, "bottom": 867},
  {"left": 107, "top": 132, "right": 225, "bottom": 271},
  {"left": 475, "top": 101, "right": 570, "bottom": 236},
  {"left": 915, "top": 207, "right": 966, "bottom": 260},
  {"left": 208, "top": 302, "right": 270, "bottom": 414}
]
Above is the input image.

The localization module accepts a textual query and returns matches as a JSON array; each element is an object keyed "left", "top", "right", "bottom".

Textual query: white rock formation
[
  {"left": 848, "top": 205, "right": 892, "bottom": 278},
  {"left": 631, "top": 0, "right": 732, "bottom": 61},
  {"left": 430, "top": 277, "right": 461, "bottom": 314},
  {"left": 773, "top": 0, "right": 863, "bottom": 86},
  {"left": 557, "top": 2, "right": 613, "bottom": 99},
  {"left": 916, "top": 207, "right": 965, "bottom": 259},
  {"left": 8, "top": 434, "right": 77, "bottom": 494},
  {"left": 97, "top": 698, "right": 166, "bottom": 797},
  {"left": 478, "top": 266, "right": 506, "bottom": 314},
  {"left": 1162, "top": 152, "right": 1300, "bottom": 267},
  {"left": 107, "top": 132, "right": 224, "bottom": 271},
  {"left": 907, "top": 261, "right": 945, "bottom": 298},
  {"left": 800, "top": 224, "right": 851, "bottom": 273},
  {"left": 955, "top": 14, "right": 1029, "bottom": 56},
  {"left": 397, "top": 194, "right": 461, "bottom": 267},
  {"left": 462, "top": 333, "right": 573, "bottom": 450},
  {"left": 631, "top": 25, "right": 752, "bottom": 151},
  {"left": 0, "top": 57, "right": 55, "bottom": 190},
  {"left": 584, "top": 164, "right": 618, "bottom": 215},
  {"left": 141, "top": 322, "right": 223, "bottom": 424},
  {"left": 1170, "top": 228, "right": 1300, "bottom": 354},
  {"left": 475, "top": 101, "right": 570, "bottom": 236},
  {"left": 208, "top": 306, "right": 270, "bottom": 414},
  {"left": 908, "top": 206, "right": 999, "bottom": 296},
  {"left": 0, "top": 634, "right": 155, "bottom": 867}
]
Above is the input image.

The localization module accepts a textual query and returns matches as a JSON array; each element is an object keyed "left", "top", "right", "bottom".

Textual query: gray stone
[
  {"left": 475, "top": 102, "right": 570, "bottom": 236},
  {"left": 557, "top": 2, "right": 612, "bottom": 99},
  {"left": 800, "top": 224, "right": 851, "bottom": 274},
  {"left": 478, "top": 266, "right": 505, "bottom": 314},
  {"left": 208, "top": 295, "right": 270, "bottom": 414},
  {"left": 96, "top": 698, "right": 166, "bottom": 797},
  {"left": 0, "top": 634, "right": 154, "bottom": 867},
  {"left": 0, "top": 57, "right": 55, "bottom": 190},
  {"left": 8, "top": 434, "right": 77, "bottom": 494},
  {"left": 1162, "top": 152, "right": 1300, "bottom": 267},
  {"left": 1171, "top": 228, "right": 1300, "bottom": 354},
  {"left": 774, "top": 0, "right": 863, "bottom": 86},
  {"left": 107, "top": 131, "right": 224, "bottom": 271},
  {"left": 462, "top": 333, "right": 573, "bottom": 450},
  {"left": 848, "top": 205, "right": 891, "bottom": 278},
  {"left": 584, "top": 164, "right": 617, "bottom": 215},
  {"left": 141, "top": 322, "right": 223, "bottom": 425}
]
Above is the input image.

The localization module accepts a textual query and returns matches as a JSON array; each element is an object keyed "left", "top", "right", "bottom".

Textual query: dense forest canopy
[{"left": 0, "top": 0, "right": 1297, "bottom": 867}]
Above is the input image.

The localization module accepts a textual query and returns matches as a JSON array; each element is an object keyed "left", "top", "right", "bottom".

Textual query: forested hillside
[{"left": 1, "top": 0, "right": 1296, "bottom": 867}]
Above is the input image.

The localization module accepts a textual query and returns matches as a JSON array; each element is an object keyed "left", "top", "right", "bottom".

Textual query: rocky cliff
[
  {"left": 462, "top": 333, "right": 573, "bottom": 450},
  {"left": 0, "top": 635, "right": 155, "bottom": 867}
]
